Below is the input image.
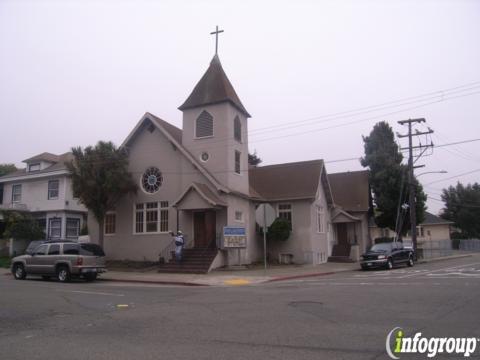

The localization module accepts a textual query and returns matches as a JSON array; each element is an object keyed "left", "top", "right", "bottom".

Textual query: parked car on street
[
  {"left": 11, "top": 240, "right": 106, "bottom": 282},
  {"left": 360, "top": 242, "right": 415, "bottom": 270}
]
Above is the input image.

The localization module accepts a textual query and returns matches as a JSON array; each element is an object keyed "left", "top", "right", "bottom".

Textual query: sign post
[{"left": 255, "top": 204, "right": 276, "bottom": 274}]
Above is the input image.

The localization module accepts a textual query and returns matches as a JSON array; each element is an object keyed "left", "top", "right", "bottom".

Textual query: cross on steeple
[{"left": 210, "top": 25, "right": 224, "bottom": 55}]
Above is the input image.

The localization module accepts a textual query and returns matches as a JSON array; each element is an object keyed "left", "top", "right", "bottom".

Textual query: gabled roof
[
  {"left": 121, "top": 112, "right": 228, "bottom": 193},
  {"left": 328, "top": 170, "right": 370, "bottom": 212},
  {"left": 23, "top": 152, "right": 61, "bottom": 163},
  {"left": 249, "top": 160, "right": 333, "bottom": 203},
  {"left": 331, "top": 207, "right": 361, "bottom": 223},
  {"left": 422, "top": 212, "right": 454, "bottom": 225},
  {"left": 178, "top": 55, "right": 251, "bottom": 118},
  {"left": 0, "top": 153, "right": 73, "bottom": 182},
  {"left": 172, "top": 182, "right": 227, "bottom": 208}
]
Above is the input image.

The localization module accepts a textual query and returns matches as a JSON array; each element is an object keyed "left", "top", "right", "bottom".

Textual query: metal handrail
[{"left": 158, "top": 235, "right": 192, "bottom": 264}]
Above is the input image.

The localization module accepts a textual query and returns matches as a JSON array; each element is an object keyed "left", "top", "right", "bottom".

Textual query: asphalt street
[{"left": 1, "top": 255, "right": 480, "bottom": 360}]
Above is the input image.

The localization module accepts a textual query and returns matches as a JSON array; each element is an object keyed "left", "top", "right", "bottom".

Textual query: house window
[
  {"left": 66, "top": 218, "right": 80, "bottom": 238},
  {"left": 195, "top": 110, "right": 213, "bottom": 138},
  {"left": 48, "top": 180, "right": 59, "bottom": 200},
  {"left": 105, "top": 213, "right": 116, "bottom": 235},
  {"left": 12, "top": 184, "right": 22, "bottom": 203},
  {"left": 28, "top": 163, "right": 40, "bottom": 172},
  {"left": 235, "top": 151, "right": 241, "bottom": 174},
  {"left": 48, "top": 218, "right": 62, "bottom": 239},
  {"left": 235, "top": 210, "right": 243, "bottom": 222},
  {"left": 316, "top": 205, "right": 325, "bottom": 233},
  {"left": 416, "top": 226, "right": 424, "bottom": 237},
  {"left": 278, "top": 203, "right": 292, "bottom": 227},
  {"left": 234, "top": 116, "right": 241, "bottom": 142},
  {"left": 134, "top": 201, "right": 169, "bottom": 234}
]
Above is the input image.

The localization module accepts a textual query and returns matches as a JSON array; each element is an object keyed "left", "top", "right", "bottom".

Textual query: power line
[{"left": 425, "top": 169, "right": 480, "bottom": 186}]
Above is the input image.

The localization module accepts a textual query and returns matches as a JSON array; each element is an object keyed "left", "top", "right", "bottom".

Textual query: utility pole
[{"left": 397, "top": 118, "right": 433, "bottom": 253}]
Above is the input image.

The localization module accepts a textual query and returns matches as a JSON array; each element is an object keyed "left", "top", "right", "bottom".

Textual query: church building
[{"left": 88, "top": 52, "right": 372, "bottom": 272}]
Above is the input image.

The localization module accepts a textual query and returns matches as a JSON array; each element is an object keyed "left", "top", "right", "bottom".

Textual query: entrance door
[
  {"left": 333, "top": 223, "right": 350, "bottom": 257},
  {"left": 194, "top": 211, "right": 216, "bottom": 248}
]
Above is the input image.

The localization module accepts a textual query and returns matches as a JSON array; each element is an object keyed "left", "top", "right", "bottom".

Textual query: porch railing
[{"left": 158, "top": 235, "right": 192, "bottom": 264}]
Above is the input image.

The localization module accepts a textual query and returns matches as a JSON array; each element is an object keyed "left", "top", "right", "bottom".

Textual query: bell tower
[{"left": 178, "top": 54, "right": 251, "bottom": 195}]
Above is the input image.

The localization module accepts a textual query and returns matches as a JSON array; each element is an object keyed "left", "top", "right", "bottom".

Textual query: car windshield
[
  {"left": 79, "top": 244, "right": 105, "bottom": 257},
  {"left": 25, "top": 240, "right": 45, "bottom": 255},
  {"left": 369, "top": 243, "right": 392, "bottom": 252}
]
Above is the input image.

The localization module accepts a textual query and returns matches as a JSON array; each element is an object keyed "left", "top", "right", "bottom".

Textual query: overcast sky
[{"left": 1, "top": 0, "right": 479, "bottom": 214}]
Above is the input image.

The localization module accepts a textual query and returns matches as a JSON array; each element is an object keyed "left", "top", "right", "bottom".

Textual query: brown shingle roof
[
  {"left": 328, "top": 170, "right": 370, "bottom": 212},
  {"left": 147, "top": 112, "right": 182, "bottom": 143},
  {"left": 0, "top": 152, "right": 73, "bottom": 181},
  {"left": 23, "top": 152, "right": 60, "bottom": 163},
  {"left": 422, "top": 212, "right": 454, "bottom": 225},
  {"left": 178, "top": 55, "right": 250, "bottom": 117},
  {"left": 249, "top": 160, "right": 324, "bottom": 201}
]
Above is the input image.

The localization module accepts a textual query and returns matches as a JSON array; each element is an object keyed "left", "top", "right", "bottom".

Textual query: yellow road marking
[{"left": 224, "top": 278, "right": 250, "bottom": 286}]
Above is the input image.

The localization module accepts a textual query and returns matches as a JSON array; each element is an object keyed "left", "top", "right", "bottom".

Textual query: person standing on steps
[{"left": 171, "top": 230, "right": 185, "bottom": 263}]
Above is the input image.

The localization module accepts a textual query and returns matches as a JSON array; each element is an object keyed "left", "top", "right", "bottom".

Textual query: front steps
[{"left": 158, "top": 248, "right": 218, "bottom": 274}]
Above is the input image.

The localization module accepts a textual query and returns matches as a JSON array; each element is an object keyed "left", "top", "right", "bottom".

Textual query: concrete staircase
[
  {"left": 328, "top": 244, "right": 355, "bottom": 263},
  {"left": 157, "top": 248, "right": 218, "bottom": 274}
]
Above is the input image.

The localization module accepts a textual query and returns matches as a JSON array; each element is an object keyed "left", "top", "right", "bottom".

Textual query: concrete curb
[
  {"left": 98, "top": 277, "right": 209, "bottom": 287},
  {"left": 268, "top": 269, "right": 354, "bottom": 283},
  {"left": 417, "top": 254, "right": 472, "bottom": 265}
]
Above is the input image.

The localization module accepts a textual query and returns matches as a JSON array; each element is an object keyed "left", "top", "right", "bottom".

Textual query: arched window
[
  {"left": 196, "top": 110, "right": 213, "bottom": 138},
  {"left": 233, "top": 116, "right": 241, "bottom": 142}
]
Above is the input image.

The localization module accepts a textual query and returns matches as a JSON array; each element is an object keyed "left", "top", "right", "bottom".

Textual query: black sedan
[{"left": 360, "top": 242, "right": 415, "bottom": 270}]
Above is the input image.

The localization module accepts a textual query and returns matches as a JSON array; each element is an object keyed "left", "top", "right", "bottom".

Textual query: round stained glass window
[{"left": 142, "top": 167, "right": 163, "bottom": 193}]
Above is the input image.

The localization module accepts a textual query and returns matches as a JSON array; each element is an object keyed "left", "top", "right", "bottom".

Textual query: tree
[
  {"left": 361, "top": 121, "right": 426, "bottom": 233},
  {"left": 441, "top": 182, "right": 480, "bottom": 238},
  {"left": 248, "top": 151, "right": 262, "bottom": 167},
  {"left": 0, "top": 163, "right": 18, "bottom": 177},
  {"left": 66, "top": 141, "right": 137, "bottom": 247},
  {"left": 1, "top": 211, "right": 45, "bottom": 240}
]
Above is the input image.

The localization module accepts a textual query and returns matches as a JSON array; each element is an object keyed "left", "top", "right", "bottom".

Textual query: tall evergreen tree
[
  {"left": 361, "top": 121, "right": 426, "bottom": 234},
  {"left": 66, "top": 141, "right": 137, "bottom": 247},
  {"left": 441, "top": 182, "right": 480, "bottom": 238}
]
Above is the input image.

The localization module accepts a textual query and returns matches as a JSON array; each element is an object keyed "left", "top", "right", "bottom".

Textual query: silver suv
[{"left": 11, "top": 240, "right": 106, "bottom": 282}]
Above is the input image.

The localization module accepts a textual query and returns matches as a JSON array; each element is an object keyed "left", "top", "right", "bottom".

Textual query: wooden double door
[{"left": 193, "top": 211, "right": 216, "bottom": 248}]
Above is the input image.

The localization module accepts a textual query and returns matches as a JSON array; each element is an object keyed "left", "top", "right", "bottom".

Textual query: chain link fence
[
  {"left": 417, "top": 240, "right": 453, "bottom": 259},
  {"left": 459, "top": 239, "right": 480, "bottom": 252}
]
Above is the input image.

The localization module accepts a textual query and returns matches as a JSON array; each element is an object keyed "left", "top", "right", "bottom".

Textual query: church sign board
[{"left": 222, "top": 226, "right": 246, "bottom": 248}]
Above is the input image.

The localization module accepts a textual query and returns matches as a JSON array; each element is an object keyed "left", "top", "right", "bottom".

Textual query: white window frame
[
  {"left": 12, "top": 184, "right": 22, "bottom": 203},
  {"left": 105, "top": 212, "right": 116, "bottom": 235},
  {"left": 234, "top": 150, "right": 241, "bottom": 175},
  {"left": 234, "top": 210, "right": 244, "bottom": 223},
  {"left": 195, "top": 110, "right": 214, "bottom": 139},
  {"left": 28, "top": 163, "right": 40, "bottom": 172},
  {"left": 233, "top": 115, "right": 242, "bottom": 143},
  {"left": 48, "top": 217, "right": 62, "bottom": 239},
  {"left": 66, "top": 218, "right": 80, "bottom": 239},
  {"left": 316, "top": 205, "right": 325, "bottom": 233},
  {"left": 48, "top": 179, "right": 59, "bottom": 200},
  {"left": 277, "top": 203, "right": 292, "bottom": 229},
  {"left": 133, "top": 201, "right": 169, "bottom": 235}
]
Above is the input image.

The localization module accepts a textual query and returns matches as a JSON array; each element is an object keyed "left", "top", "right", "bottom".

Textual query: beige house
[
  {"left": 327, "top": 170, "right": 372, "bottom": 261},
  {"left": 370, "top": 211, "right": 453, "bottom": 243},
  {"left": 87, "top": 54, "right": 343, "bottom": 271}
]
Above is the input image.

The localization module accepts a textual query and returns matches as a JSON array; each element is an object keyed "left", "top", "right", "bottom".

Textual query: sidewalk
[{"left": 100, "top": 261, "right": 358, "bottom": 286}]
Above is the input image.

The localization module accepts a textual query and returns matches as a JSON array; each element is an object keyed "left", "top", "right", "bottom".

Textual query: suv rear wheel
[
  {"left": 13, "top": 263, "right": 26, "bottom": 280},
  {"left": 56, "top": 265, "right": 71, "bottom": 283},
  {"left": 407, "top": 255, "right": 414, "bottom": 267}
]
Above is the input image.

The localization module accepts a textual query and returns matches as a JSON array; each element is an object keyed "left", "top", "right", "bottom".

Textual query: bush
[
  {"left": 1, "top": 211, "right": 45, "bottom": 240},
  {"left": 266, "top": 218, "right": 291, "bottom": 242}
]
